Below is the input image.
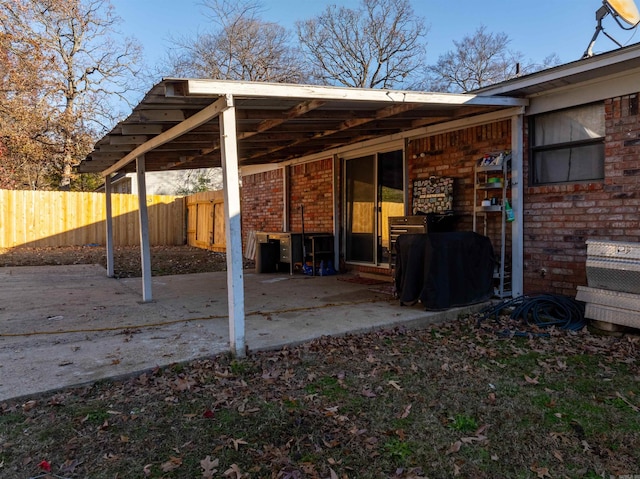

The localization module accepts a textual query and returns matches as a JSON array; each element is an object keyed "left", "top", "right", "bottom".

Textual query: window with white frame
[{"left": 530, "top": 103, "right": 605, "bottom": 185}]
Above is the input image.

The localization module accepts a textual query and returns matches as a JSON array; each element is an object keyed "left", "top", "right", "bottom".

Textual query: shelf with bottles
[{"left": 473, "top": 150, "right": 512, "bottom": 299}]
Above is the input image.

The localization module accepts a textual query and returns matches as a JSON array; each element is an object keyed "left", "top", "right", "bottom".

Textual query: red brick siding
[
  {"left": 524, "top": 94, "right": 640, "bottom": 296},
  {"left": 241, "top": 169, "right": 284, "bottom": 244},
  {"left": 408, "top": 120, "right": 512, "bottom": 261},
  {"left": 350, "top": 121, "right": 512, "bottom": 278},
  {"left": 289, "top": 158, "right": 334, "bottom": 233}
]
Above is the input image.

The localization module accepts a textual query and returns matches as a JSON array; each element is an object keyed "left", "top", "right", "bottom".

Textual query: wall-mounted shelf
[{"left": 473, "top": 152, "right": 511, "bottom": 299}]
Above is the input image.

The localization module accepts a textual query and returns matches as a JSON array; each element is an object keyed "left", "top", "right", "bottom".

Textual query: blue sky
[{"left": 110, "top": 0, "right": 640, "bottom": 76}]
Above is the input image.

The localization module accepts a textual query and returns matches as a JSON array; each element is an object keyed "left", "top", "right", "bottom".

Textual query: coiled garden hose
[{"left": 477, "top": 293, "right": 587, "bottom": 333}]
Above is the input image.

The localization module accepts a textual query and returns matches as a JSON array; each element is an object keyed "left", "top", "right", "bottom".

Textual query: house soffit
[{"left": 77, "top": 79, "right": 527, "bottom": 177}]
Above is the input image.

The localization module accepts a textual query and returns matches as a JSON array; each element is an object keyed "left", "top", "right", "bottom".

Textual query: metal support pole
[
  {"left": 105, "top": 175, "right": 115, "bottom": 278},
  {"left": 220, "top": 95, "right": 246, "bottom": 357},
  {"left": 136, "top": 155, "right": 153, "bottom": 302},
  {"left": 511, "top": 113, "right": 524, "bottom": 297}
]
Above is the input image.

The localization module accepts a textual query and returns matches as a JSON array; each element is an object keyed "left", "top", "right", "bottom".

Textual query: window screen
[{"left": 530, "top": 103, "right": 604, "bottom": 185}]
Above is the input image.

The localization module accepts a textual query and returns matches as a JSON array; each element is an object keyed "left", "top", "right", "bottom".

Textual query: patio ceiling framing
[
  {"left": 78, "top": 79, "right": 528, "bottom": 357},
  {"left": 79, "top": 79, "right": 527, "bottom": 175}
]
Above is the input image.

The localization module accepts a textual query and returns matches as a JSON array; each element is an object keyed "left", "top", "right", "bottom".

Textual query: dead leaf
[
  {"left": 323, "top": 437, "right": 340, "bottom": 448},
  {"left": 161, "top": 456, "right": 182, "bottom": 472},
  {"left": 388, "top": 380, "right": 402, "bottom": 390},
  {"left": 325, "top": 406, "right": 339, "bottom": 415},
  {"left": 446, "top": 441, "right": 462, "bottom": 455},
  {"left": 174, "top": 376, "right": 196, "bottom": 391},
  {"left": 329, "top": 467, "right": 339, "bottom": 479},
  {"left": 552, "top": 450, "right": 564, "bottom": 462},
  {"left": 224, "top": 463, "right": 243, "bottom": 478},
  {"left": 524, "top": 375, "right": 539, "bottom": 385},
  {"left": 398, "top": 404, "right": 412, "bottom": 419},
  {"left": 361, "top": 388, "right": 377, "bottom": 398},
  {"left": 461, "top": 435, "right": 487, "bottom": 444},
  {"left": 230, "top": 438, "right": 248, "bottom": 451},
  {"left": 143, "top": 463, "right": 153, "bottom": 476},
  {"left": 22, "top": 400, "right": 37, "bottom": 412},
  {"left": 261, "top": 369, "right": 281, "bottom": 382},
  {"left": 530, "top": 465, "right": 551, "bottom": 478},
  {"left": 200, "top": 455, "right": 219, "bottom": 479}
]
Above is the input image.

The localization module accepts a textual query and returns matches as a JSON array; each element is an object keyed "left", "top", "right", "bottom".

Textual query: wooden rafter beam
[
  {"left": 238, "top": 99, "right": 326, "bottom": 140},
  {"left": 244, "top": 102, "right": 421, "bottom": 162},
  {"left": 100, "top": 96, "right": 228, "bottom": 177}
]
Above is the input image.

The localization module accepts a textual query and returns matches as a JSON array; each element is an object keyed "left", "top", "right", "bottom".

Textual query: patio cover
[{"left": 77, "top": 79, "right": 528, "bottom": 356}]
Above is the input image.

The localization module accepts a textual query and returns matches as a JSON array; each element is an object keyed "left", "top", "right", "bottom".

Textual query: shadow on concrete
[{"left": 0, "top": 264, "right": 486, "bottom": 402}]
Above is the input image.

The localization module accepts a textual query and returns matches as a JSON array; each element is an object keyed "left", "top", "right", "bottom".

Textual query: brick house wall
[
  {"left": 289, "top": 158, "right": 334, "bottom": 233},
  {"left": 407, "top": 120, "right": 512, "bottom": 276},
  {"left": 240, "top": 94, "right": 640, "bottom": 297},
  {"left": 523, "top": 94, "right": 640, "bottom": 296},
  {"left": 241, "top": 168, "right": 284, "bottom": 245},
  {"left": 240, "top": 158, "right": 334, "bottom": 248}
]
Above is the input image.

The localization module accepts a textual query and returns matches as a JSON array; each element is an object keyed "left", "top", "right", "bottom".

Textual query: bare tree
[
  {"left": 165, "top": 0, "right": 307, "bottom": 83},
  {"left": 296, "top": 0, "right": 428, "bottom": 89},
  {"left": 0, "top": 0, "right": 143, "bottom": 189},
  {"left": 426, "top": 26, "right": 560, "bottom": 93}
]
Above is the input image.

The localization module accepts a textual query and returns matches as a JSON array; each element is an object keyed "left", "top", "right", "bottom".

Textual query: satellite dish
[
  {"left": 608, "top": 0, "right": 640, "bottom": 25},
  {"left": 583, "top": 0, "right": 640, "bottom": 58}
]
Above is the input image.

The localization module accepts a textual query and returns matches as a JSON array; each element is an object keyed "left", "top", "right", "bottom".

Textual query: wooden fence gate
[{"left": 185, "top": 191, "right": 226, "bottom": 252}]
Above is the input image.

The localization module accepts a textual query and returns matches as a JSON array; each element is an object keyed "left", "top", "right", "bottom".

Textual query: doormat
[{"left": 337, "top": 275, "right": 389, "bottom": 285}]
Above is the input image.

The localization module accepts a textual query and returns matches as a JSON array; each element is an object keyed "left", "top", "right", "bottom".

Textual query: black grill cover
[{"left": 394, "top": 232, "right": 495, "bottom": 310}]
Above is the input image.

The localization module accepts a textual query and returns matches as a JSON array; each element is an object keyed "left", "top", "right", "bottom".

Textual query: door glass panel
[
  {"left": 378, "top": 150, "right": 404, "bottom": 264},
  {"left": 345, "top": 156, "right": 375, "bottom": 262}
]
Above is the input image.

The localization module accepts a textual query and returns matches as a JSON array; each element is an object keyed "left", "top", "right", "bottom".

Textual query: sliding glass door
[{"left": 345, "top": 150, "right": 404, "bottom": 265}]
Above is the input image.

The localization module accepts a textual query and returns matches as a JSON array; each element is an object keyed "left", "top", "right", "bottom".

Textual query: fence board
[{"left": 0, "top": 189, "right": 185, "bottom": 248}]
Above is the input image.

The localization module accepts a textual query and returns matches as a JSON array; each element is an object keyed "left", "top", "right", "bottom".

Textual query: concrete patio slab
[{"left": 0, "top": 264, "right": 484, "bottom": 402}]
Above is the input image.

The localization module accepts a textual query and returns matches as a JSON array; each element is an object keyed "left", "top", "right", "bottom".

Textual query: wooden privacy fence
[
  {"left": 186, "top": 190, "right": 226, "bottom": 252},
  {"left": 0, "top": 189, "right": 185, "bottom": 248}
]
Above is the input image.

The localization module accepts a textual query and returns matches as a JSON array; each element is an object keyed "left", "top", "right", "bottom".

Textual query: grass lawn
[{"left": 1, "top": 314, "right": 638, "bottom": 478}]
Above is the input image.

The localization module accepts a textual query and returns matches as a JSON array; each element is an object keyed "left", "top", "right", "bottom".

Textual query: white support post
[
  {"left": 283, "top": 166, "right": 290, "bottom": 232},
  {"left": 511, "top": 113, "right": 524, "bottom": 298},
  {"left": 332, "top": 154, "right": 340, "bottom": 270},
  {"left": 105, "top": 175, "right": 115, "bottom": 277},
  {"left": 136, "top": 155, "right": 153, "bottom": 302},
  {"left": 220, "top": 95, "right": 246, "bottom": 357}
]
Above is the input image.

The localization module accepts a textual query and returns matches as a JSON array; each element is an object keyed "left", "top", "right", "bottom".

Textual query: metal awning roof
[{"left": 77, "top": 79, "right": 528, "bottom": 176}]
